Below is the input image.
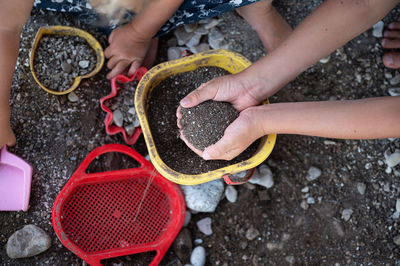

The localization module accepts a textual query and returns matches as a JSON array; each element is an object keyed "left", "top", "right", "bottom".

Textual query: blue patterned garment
[{"left": 33, "top": 0, "right": 259, "bottom": 36}]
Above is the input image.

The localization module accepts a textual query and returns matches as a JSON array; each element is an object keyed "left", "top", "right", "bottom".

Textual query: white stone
[
  {"left": 341, "top": 209, "right": 353, "bottom": 221},
  {"left": 249, "top": 164, "right": 274, "bottom": 189},
  {"left": 357, "top": 183, "right": 366, "bottom": 195},
  {"left": 389, "top": 87, "right": 400, "bottom": 96},
  {"left": 300, "top": 200, "right": 309, "bottom": 210},
  {"left": 190, "top": 246, "right": 206, "bottom": 266},
  {"left": 324, "top": 140, "right": 336, "bottom": 145},
  {"left": 78, "top": 60, "right": 90, "bottom": 69},
  {"left": 174, "top": 26, "right": 194, "bottom": 46},
  {"left": 307, "top": 166, "right": 321, "bottom": 181},
  {"left": 197, "top": 217, "right": 213, "bottom": 235},
  {"left": 133, "top": 117, "right": 140, "bottom": 128},
  {"left": 396, "top": 198, "right": 400, "bottom": 213},
  {"left": 319, "top": 55, "right": 330, "bottom": 64},
  {"left": 194, "top": 239, "right": 203, "bottom": 245},
  {"left": 184, "top": 23, "right": 198, "bottom": 33},
  {"left": 180, "top": 179, "right": 224, "bottom": 212},
  {"left": 306, "top": 197, "right": 315, "bottom": 204},
  {"left": 394, "top": 235, "right": 400, "bottom": 246},
  {"left": 301, "top": 186, "right": 309, "bottom": 193},
  {"left": 6, "top": 225, "right": 51, "bottom": 258},
  {"left": 67, "top": 92, "right": 79, "bottom": 102},
  {"left": 124, "top": 124, "right": 136, "bottom": 136},
  {"left": 186, "top": 33, "right": 202, "bottom": 48},
  {"left": 204, "top": 19, "right": 222, "bottom": 30},
  {"left": 168, "top": 47, "right": 183, "bottom": 61},
  {"left": 372, "top": 21, "right": 384, "bottom": 38},
  {"left": 128, "top": 107, "right": 136, "bottom": 115},
  {"left": 225, "top": 186, "right": 238, "bottom": 203},
  {"left": 183, "top": 211, "right": 191, "bottom": 227},
  {"left": 112, "top": 109, "right": 124, "bottom": 127},
  {"left": 385, "top": 150, "right": 400, "bottom": 168},
  {"left": 190, "top": 43, "right": 210, "bottom": 54},
  {"left": 390, "top": 74, "right": 400, "bottom": 86},
  {"left": 208, "top": 28, "right": 224, "bottom": 49}
]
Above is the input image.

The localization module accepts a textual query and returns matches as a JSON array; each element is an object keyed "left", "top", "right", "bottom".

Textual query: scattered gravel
[{"left": 33, "top": 35, "right": 96, "bottom": 92}]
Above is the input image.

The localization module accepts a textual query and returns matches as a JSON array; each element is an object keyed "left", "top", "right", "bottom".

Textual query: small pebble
[
  {"left": 390, "top": 74, "right": 400, "bottom": 86},
  {"left": 357, "top": 183, "right": 366, "bottom": 195},
  {"left": 197, "top": 217, "right": 213, "bottom": 236},
  {"left": 394, "top": 235, "right": 400, "bottom": 246},
  {"left": 300, "top": 200, "right": 309, "bottom": 210},
  {"left": 194, "top": 239, "right": 203, "bottom": 245},
  {"left": 396, "top": 198, "right": 400, "bottom": 213},
  {"left": 306, "top": 197, "right": 315, "bottom": 205},
  {"left": 301, "top": 186, "right": 309, "bottom": 193},
  {"left": 372, "top": 21, "right": 384, "bottom": 38},
  {"left": 385, "top": 150, "right": 400, "bottom": 168},
  {"left": 67, "top": 91, "right": 79, "bottom": 102},
  {"left": 183, "top": 211, "right": 191, "bottom": 227},
  {"left": 225, "top": 186, "right": 238, "bottom": 203},
  {"left": 78, "top": 60, "right": 89, "bottom": 69},
  {"left": 307, "top": 166, "right": 321, "bottom": 181},
  {"left": 112, "top": 109, "right": 124, "bottom": 127},
  {"left": 173, "top": 228, "right": 193, "bottom": 262},
  {"left": 61, "top": 62, "right": 72, "bottom": 74},
  {"left": 319, "top": 55, "right": 330, "bottom": 64},
  {"left": 245, "top": 227, "right": 259, "bottom": 241},
  {"left": 389, "top": 87, "right": 400, "bottom": 96},
  {"left": 249, "top": 164, "right": 274, "bottom": 188},
  {"left": 341, "top": 209, "right": 353, "bottom": 221},
  {"left": 190, "top": 246, "right": 206, "bottom": 266}
]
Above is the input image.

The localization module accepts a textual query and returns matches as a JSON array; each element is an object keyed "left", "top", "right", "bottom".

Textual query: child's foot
[
  {"left": 382, "top": 19, "right": 400, "bottom": 69},
  {"left": 236, "top": 0, "right": 292, "bottom": 53}
]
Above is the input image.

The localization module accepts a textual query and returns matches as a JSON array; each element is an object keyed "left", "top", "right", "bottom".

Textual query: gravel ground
[{"left": 1, "top": 2, "right": 400, "bottom": 265}]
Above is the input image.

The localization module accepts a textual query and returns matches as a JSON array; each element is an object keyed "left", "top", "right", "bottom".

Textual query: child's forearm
[
  {"left": 258, "top": 97, "right": 400, "bottom": 139},
  {"left": 128, "top": 0, "right": 184, "bottom": 39},
  {"left": 246, "top": 0, "right": 398, "bottom": 98},
  {"left": 0, "top": 0, "right": 33, "bottom": 107}
]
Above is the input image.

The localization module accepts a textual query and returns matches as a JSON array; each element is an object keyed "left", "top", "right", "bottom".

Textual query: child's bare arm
[
  {"left": 247, "top": 0, "right": 399, "bottom": 98},
  {"left": 201, "top": 97, "right": 400, "bottom": 160},
  {"left": 0, "top": 0, "right": 34, "bottom": 148},
  {"left": 104, "top": 0, "right": 184, "bottom": 79}
]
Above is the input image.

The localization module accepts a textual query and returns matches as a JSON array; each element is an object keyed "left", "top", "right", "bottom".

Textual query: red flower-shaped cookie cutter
[{"left": 100, "top": 67, "right": 147, "bottom": 145}]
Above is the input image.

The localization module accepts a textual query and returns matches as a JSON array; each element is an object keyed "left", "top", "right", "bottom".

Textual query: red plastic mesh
[{"left": 60, "top": 177, "right": 171, "bottom": 253}]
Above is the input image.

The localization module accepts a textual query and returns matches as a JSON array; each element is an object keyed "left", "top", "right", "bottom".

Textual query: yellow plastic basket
[
  {"left": 30, "top": 26, "right": 104, "bottom": 95},
  {"left": 135, "top": 49, "right": 276, "bottom": 185}
]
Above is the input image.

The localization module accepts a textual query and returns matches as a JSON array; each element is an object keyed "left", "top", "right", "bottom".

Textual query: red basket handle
[{"left": 74, "top": 144, "right": 152, "bottom": 176}]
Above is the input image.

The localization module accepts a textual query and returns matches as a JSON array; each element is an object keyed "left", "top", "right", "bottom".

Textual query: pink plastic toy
[{"left": 0, "top": 146, "right": 32, "bottom": 211}]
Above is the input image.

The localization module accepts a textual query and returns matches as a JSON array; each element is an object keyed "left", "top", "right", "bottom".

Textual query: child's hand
[
  {"left": 104, "top": 23, "right": 153, "bottom": 79},
  {"left": 179, "top": 71, "right": 271, "bottom": 112},
  {"left": 177, "top": 105, "right": 265, "bottom": 160},
  {"left": 0, "top": 119, "right": 16, "bottom": 149}
]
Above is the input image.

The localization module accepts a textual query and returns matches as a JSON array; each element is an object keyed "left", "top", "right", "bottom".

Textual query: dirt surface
[
  {"left": 180, "top": 100, "right": 239, "bottom": 151},
  {"left": 148, "top": 67, "right": 257, "bottom": 175},
  {"left": 1, "top": 2, "right": 400, "bottom": 266}
]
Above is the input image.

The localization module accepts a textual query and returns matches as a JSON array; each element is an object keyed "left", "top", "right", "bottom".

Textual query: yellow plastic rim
[
  {"left": 30, "top": 26, "right": 105, "bottom": 95},
  {"left": 135, "top": 49, "right": 277, "bottom": 185}
]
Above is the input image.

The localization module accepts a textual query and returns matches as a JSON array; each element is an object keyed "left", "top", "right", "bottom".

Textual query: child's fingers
[
  {"left": 176, "top": 106, "right": 183, "bottom": 129},
  {"left": 179, "top": 131, "right": 204, "bottom": 158},
  {"left": 106, "top": 60, "right": 130, "bottom": 79},
  {"left": 389, "top": 22, "right": 400, "bottom": 30},
  {"left": 127, "top": 61, "right": 142, "bottom": 77},
  {"left": 180, "top": 81, "right": 217, "bottom": 108},
  {"left": 106, "top": 56, "right": 120, "bottom": 70},
  {"left": 383, "top": 52, "right": 400, "bottom": 69},
  {"left": 383, "top": 30, "right": 400, "bottom": 39},
  {"left": 381, "top": 38, "right": 400, "bottom": 49}
]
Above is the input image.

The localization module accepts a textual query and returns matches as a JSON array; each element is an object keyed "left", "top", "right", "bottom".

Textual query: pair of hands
[
  {"left": 104, "top": 23, "right": 274, "bottom": 161},
  {"left": 177, "top": 73, "right": 272, "bottom": 161}
]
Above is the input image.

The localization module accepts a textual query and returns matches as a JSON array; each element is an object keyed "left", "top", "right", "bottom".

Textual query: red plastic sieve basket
[
  {"left": 52, "top": 144, "right": 185, "bottom": 266},
  {"left": 100, "top": 67, "right": 147, "bottom": 145}
]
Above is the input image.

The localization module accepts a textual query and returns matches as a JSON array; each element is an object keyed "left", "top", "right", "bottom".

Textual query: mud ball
[{"left": 180, "top": 100, "right": 239, "bottom": 151}]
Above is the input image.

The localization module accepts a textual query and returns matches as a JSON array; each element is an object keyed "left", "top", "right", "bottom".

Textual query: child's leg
[
  {"left": 382, "top": 18, "right": 400, "bottom": 69},
  {"left": 236, "top": 0, "right": 292, "bottom": 53}
]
